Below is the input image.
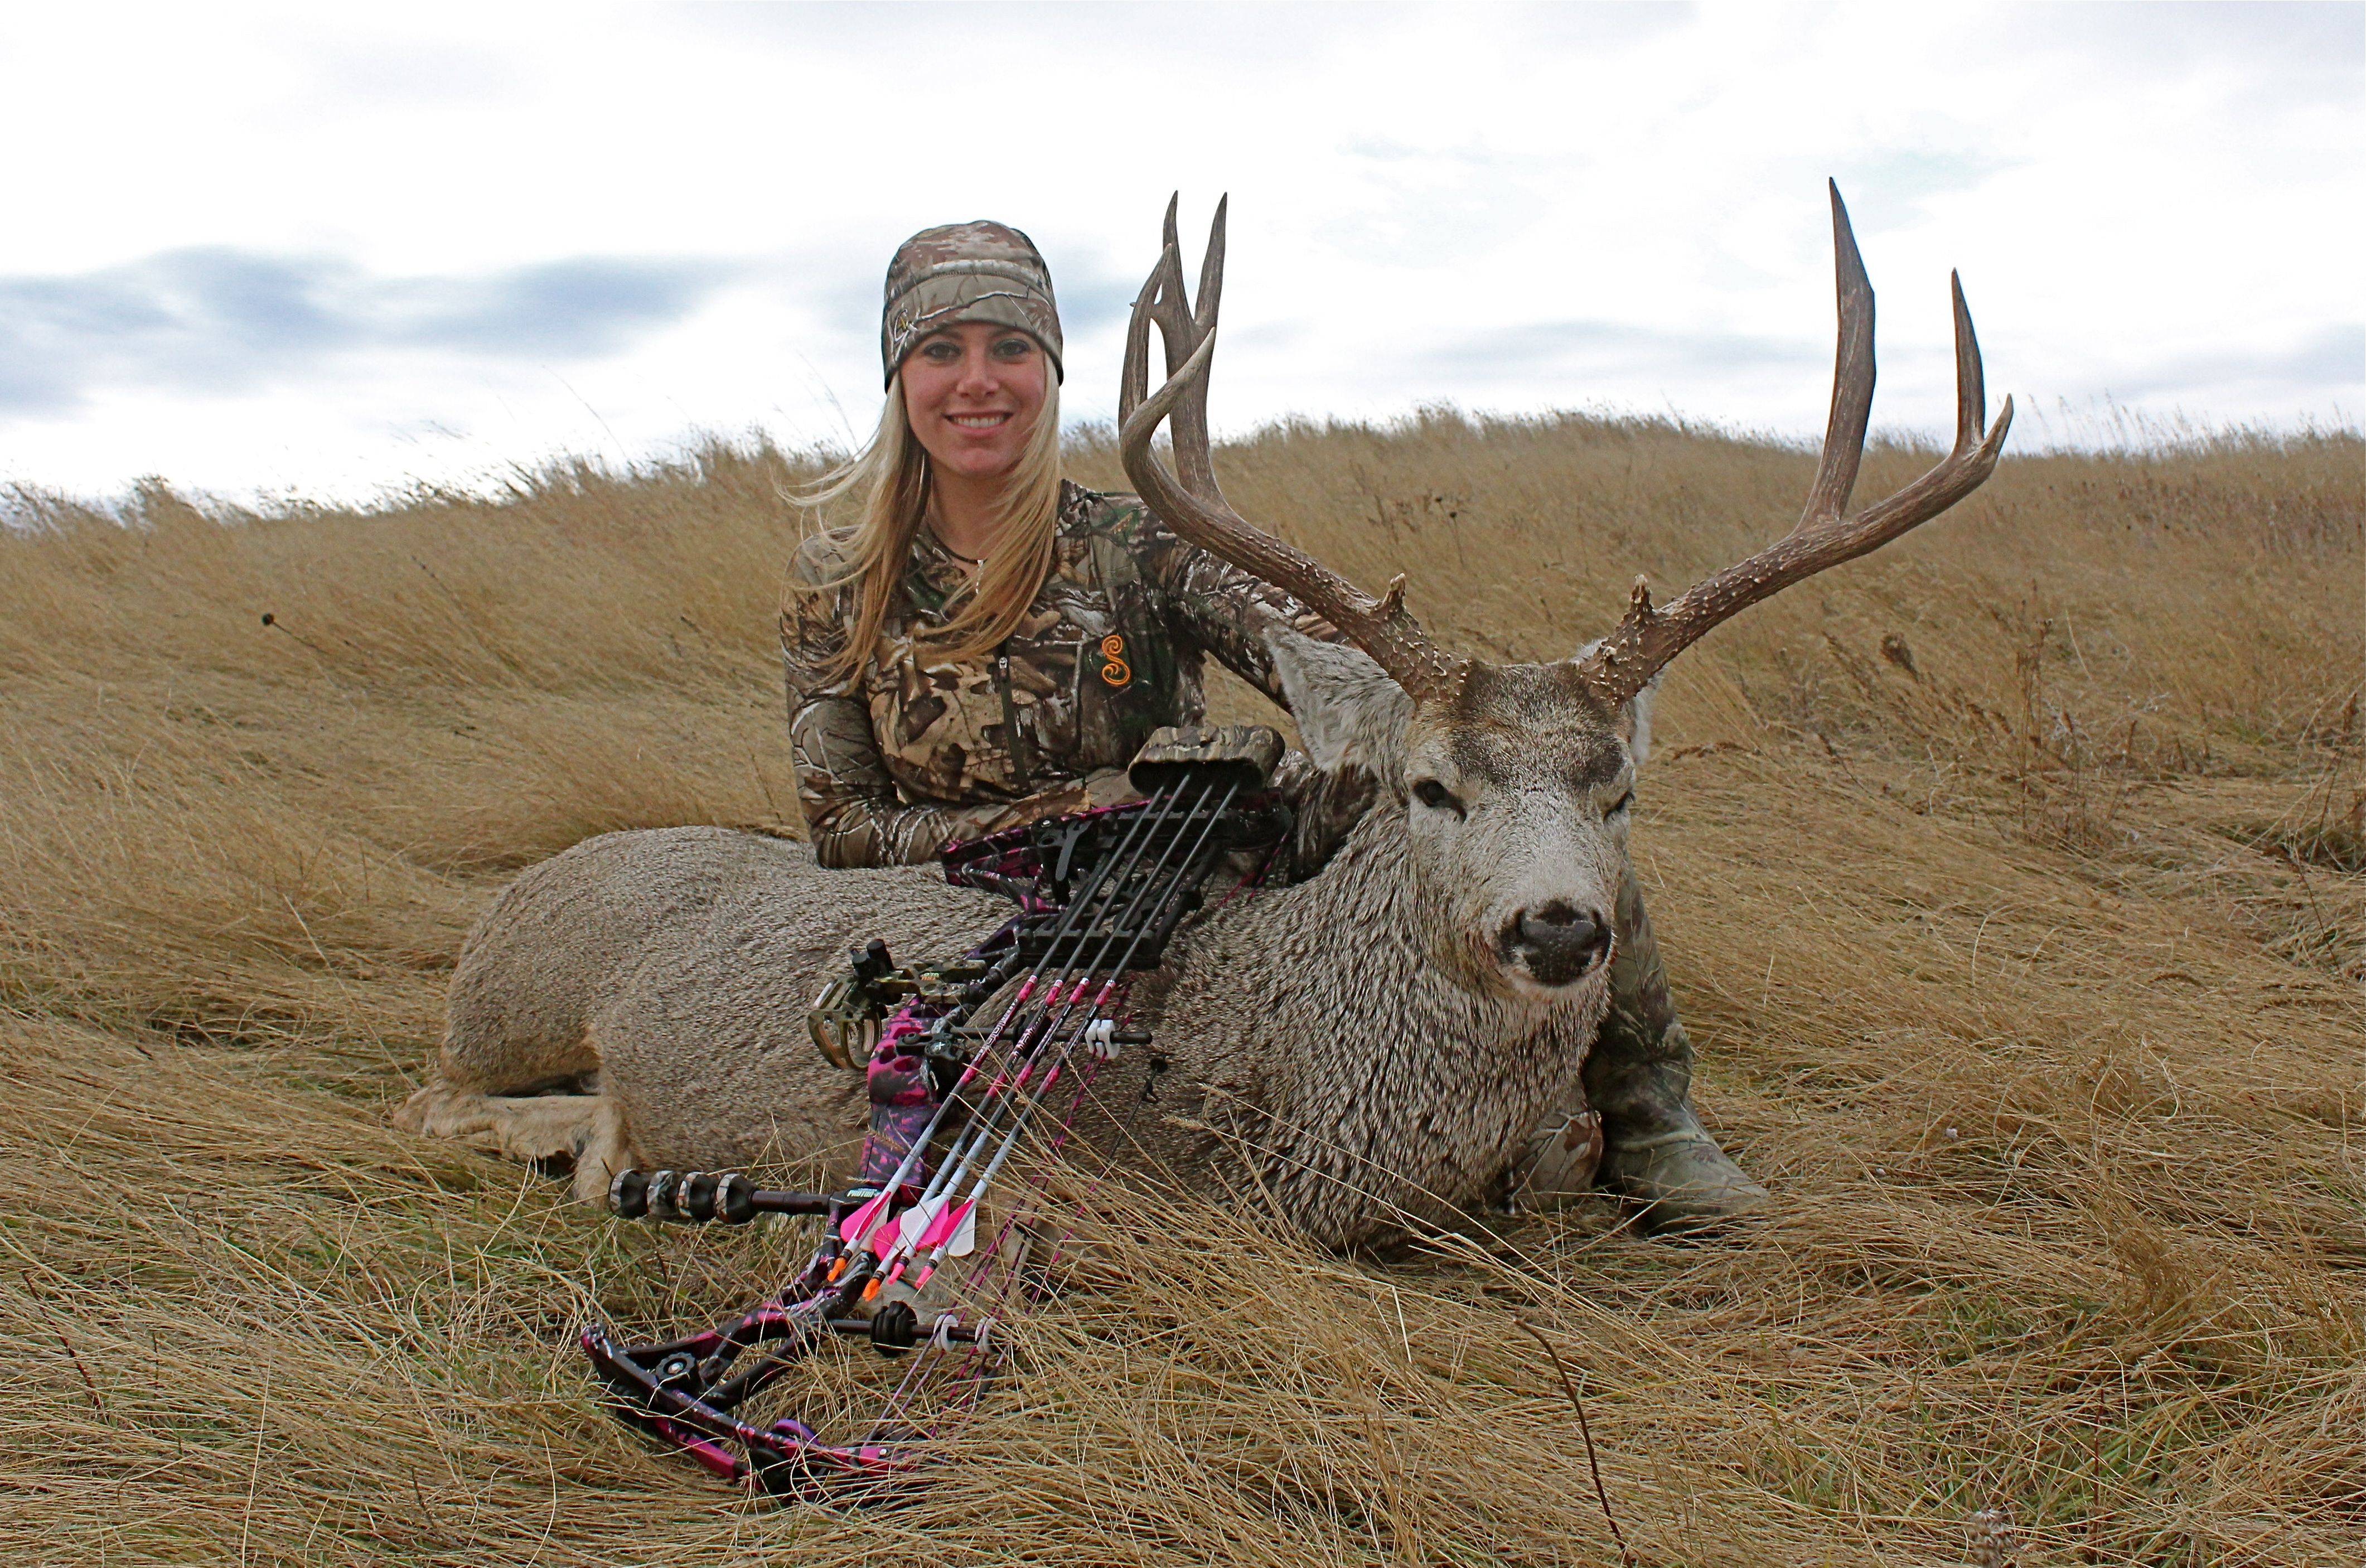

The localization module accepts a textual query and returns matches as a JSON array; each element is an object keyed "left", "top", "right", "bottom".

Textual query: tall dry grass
[{"left": 2, "top": 414, "right": 2360, "bottom": 1566}]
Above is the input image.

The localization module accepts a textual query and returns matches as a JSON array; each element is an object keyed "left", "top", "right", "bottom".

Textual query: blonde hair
[{"left": 788, "top": 371, "right": 1063, "bottom": 684}]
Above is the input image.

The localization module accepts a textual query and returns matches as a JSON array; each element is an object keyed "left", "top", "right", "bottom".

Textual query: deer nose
[{"left": 1505, "top": 901, "right": 1613, "bottom": 986}]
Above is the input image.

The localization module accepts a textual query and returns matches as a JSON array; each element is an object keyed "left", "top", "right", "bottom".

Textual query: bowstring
[{"left": 906, "top": 776, "right": 1232, "bottom": 1280}]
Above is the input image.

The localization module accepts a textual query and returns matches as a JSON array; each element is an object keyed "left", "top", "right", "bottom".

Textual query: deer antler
[
  {"left": 1119, "top": 195, "right": 1461, "bottom": 703},
  {"left": 1573, "top": 181, "right": 2014, "bottom": 707}
]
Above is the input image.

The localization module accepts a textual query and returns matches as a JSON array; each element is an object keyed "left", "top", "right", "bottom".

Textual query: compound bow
[{"left": 581, "top": 725, "right": 1288, "bottom": 1502}]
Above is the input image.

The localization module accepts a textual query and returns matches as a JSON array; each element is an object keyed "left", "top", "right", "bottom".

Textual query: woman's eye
[
  {"left": 1412, "top": 779, "right": 1462, "bottom": 815},
  {"left": 1606, "top": 790, "right": 1634, "bottom": 818},
  {"left": 991, "top": 337, "right": 1033, "bottom": 359},
  {"left": 920, "top": 341, "right": 960, "bottom": 361}
]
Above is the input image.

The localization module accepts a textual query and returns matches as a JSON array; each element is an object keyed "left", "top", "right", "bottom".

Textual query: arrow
[
  {"left": 838, "top": 1188, "right": 894, "bottom": 1247},
  {"left": 912, "top": 780, "right": 1243, "bottom": 1289}
]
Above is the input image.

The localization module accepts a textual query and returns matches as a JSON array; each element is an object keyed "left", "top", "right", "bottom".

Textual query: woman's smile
[{"left": 899, "top": 320, "right": 1048, "bottom": 496}]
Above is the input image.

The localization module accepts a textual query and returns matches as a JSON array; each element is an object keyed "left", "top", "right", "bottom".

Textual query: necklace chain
[
  {"left": 921, "top": 508, "right": 985, "bottom": 567},
  {"left": 927, "top": 526, "right": 985, "bottom": 567}
]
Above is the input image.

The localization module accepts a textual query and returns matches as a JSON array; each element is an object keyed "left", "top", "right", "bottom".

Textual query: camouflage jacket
[{"left": 783, "top": 481, "right": 1350, "bottom": 868}]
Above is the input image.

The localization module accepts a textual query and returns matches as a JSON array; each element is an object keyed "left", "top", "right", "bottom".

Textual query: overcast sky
[{"left": 1, "top": 2, "right": 2357, "bottom": 505}]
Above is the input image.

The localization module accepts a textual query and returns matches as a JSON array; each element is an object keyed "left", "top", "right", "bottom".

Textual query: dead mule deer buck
[{"left": 398, "top": 184, "right": 2010, "bottom": 1250}]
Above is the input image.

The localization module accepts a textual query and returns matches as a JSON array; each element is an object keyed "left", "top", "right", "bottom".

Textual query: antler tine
[
  {"left": 1116, "top": 245, "right": 1158, "bottom": 430},
  {"left": 1120, "top": 197, "right": 1222, "bottom": 500},
  {"left": 1951, "top": 269, "right": 1985, "bottom": 454},
  {"left": 1158, "top": 203, "right": 1225, "bottom": 503},
  {"left": 1118, "top": 196, "right": 1458, "bottom": 702},
  {"left": 1798, "top": 180, "right": 1875, "bottom": 531},
  {"left": 1575, "top": 183, "right": 2014, "bottom": 708},
  {"left": 1193, "top": 193, "right": 1227, "bottom": 337},
  {"left": 1118, "top": 196, "right": 1195, "bottom": 429}
]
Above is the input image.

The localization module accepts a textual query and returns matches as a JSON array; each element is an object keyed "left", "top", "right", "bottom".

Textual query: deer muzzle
[{"left": 1502, "top": 900, "right": 1614, "bottom": 989}]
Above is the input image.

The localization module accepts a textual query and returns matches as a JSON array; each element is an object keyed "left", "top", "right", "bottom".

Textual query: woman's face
[{"left": 898, "top": 322, "right": 1049, "bottom": 482}]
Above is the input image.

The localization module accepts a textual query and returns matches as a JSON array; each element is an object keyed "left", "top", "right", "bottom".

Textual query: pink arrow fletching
[{"left": 839, "top": 1190, "right": 892, "bottom": 1244}]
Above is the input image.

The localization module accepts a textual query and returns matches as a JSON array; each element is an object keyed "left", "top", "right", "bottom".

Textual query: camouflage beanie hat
[{"left": 880, "top": 220, "right": 1064, "bottom": 389}]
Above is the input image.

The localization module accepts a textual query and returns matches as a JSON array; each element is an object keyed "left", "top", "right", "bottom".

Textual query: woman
[{"left": 781, "top": 219, "right": 1765, "bottom": 1230}]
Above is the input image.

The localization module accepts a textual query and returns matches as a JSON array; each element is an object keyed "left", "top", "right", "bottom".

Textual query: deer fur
[{"left": 399, "top": 629, "right": 1655, "bottom": 1251}]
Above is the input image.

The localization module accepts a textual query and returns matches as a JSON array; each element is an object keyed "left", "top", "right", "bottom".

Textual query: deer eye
[
  {"left": 1411, "top": 778, "right": 1463, "bottom": 816},
  {"left": 1605, "top": 790, "right": 1634, "bottom": 819}
]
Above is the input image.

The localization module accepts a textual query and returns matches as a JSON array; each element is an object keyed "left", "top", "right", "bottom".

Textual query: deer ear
[
  {"left": 1573, "top": 638, "right": 1664, "bottom": 767},
  {"left": 1266, "top": 628, "right": 1412, "bottom": 786}
]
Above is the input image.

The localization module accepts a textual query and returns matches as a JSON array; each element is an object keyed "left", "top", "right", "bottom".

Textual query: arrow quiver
[{"left": 582, "top": 725, "right": 1288, "bottom": 1502}]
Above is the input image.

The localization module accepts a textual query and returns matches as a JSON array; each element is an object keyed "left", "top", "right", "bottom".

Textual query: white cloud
[{"left": 0, "top": 1, "right": 2355, "bottom": 503}]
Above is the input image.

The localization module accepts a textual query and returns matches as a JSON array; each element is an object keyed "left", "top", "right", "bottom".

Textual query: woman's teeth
[{"left": 949, "top": 413, "right": 1008, "bottom": 429}]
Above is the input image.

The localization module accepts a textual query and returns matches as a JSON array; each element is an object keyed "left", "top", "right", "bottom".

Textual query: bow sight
[{"left": 582, "top": 725, "right": 1288, "bottom": 1501}]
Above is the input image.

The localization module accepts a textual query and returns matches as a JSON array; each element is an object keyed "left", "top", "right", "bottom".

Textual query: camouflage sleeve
[
  {"left": 780, "top": 538, "right": 1115, "bottom": 866},
  {"left": 1130, "top": 504, "right": 1344, "bottom": 704},
  {"left": 777, "top": 533, "right": 972, "bottom": 865},
  {"left": 788, "top": 688, "right": 1046, "bottom": 867}
]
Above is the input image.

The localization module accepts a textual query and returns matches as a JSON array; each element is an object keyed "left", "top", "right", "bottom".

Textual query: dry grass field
[{"left": 2, "top": 414, "right": 2360, "bottom": 1566}]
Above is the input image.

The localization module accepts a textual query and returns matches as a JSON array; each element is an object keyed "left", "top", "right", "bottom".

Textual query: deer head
[{"left": 1119, "top": 187, "right": 2012, "bottom": 1003}]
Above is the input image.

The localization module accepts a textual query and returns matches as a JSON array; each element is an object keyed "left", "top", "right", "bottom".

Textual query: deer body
[{"left": 418, "top": 641, "right": 1619, "bottom": 1251}]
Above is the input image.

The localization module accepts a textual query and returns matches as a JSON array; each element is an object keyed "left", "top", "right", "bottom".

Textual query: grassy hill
[{"left": 3, "top": 414, "right": 2359, "bottom": 1565}]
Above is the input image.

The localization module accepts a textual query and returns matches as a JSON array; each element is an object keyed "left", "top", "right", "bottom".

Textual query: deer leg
[
  {"left": 395, "top": 1020, "right": 613, "bottom": 1185},
  {"left": 568, "top": 1093, "right": 641, "bottom": 1204},
  {"left": 1579, "top": 861, "right": 1769, "bottom": 1232},
  {"left": 395, "top": 1073, "right": 606, "bottom": 1172}
]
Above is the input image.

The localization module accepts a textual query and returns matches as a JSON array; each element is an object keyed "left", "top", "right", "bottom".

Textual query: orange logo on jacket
[{"left": 1098, "top": 633, "right": 1131, "bottom": 689}]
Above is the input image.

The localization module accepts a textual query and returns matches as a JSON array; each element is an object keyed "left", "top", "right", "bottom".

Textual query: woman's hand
[
  {"left": 1078, "top": 767, "right": 1143, "bottom": 810},
  {"left": 996, "top": 768, "right": 1142, "bottom": 834}
]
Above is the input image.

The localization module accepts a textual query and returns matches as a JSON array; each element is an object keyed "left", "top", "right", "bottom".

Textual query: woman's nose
[{"left": 955, "top": 349, "right": 999, "bottom": 394}]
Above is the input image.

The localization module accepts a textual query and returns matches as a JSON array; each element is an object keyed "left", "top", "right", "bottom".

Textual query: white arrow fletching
[
  {"left": 897, "top": 1197, "right": 944, "bottom": 1252},
  {"left": 946, "top": 1203, "right": 979, "bottom": 1257}
]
